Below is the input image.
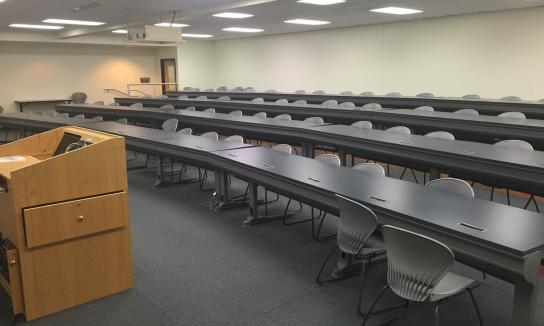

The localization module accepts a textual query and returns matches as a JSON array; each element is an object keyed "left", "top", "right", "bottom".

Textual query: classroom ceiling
[{"left": 1, "top": 0, "right": 544, "bottom": 41}]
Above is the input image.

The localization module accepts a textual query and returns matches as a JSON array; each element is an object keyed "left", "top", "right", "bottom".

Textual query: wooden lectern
[{"left": 0, "top": 126, "right": 133, "bottom": 321}]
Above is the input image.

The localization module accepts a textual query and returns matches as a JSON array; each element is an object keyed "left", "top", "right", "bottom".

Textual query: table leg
[
  {"left": 153, "top": 156, "right": 165, "bottom": 187},
  {"left": 511, "top": 277, "right": 539, "bottom": 326},
  {"left": 429, "top": 168, "right": 440, "bottom": 181},
  {"left": 243, "top": 181, "right": 259, "bottom": 226},
  {"left": 339, "top": 151, "right": 347, "bottom": 166}
]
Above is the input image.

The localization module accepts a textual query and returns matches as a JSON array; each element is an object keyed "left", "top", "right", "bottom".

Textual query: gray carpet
[{"left": 0, "top": 163, "right": 542, "bottom": 326}]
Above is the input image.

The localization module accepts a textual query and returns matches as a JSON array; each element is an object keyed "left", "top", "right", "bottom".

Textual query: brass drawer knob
[
  {"left": 77, "top": 215, "right": 86, "bottom": 222},
  {"left": 9, "top": 260, "right": 16, "bottom": 266}
]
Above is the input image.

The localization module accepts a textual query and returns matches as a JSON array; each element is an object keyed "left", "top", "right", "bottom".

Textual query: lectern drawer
[{"left": 23, "top": 192, "right": 128, "bottom": 248}]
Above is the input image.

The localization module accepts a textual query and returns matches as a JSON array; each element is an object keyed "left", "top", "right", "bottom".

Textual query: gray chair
[
  {"left": 501, "top": 96, "right": 522, "bottom": 102},
  {"left": 74, "top": 114, "right": 85, "bottom": 120},
  {"left": 58, "top": 113, "right": 69, "bottom": 118},
  {"left": 454, "top": 109, "right": 479, "bottom": 116},
  {"left": 196, "top": 96, "right": 207, "bottom": 100},
  {"left": 322, "top": 100, "right": 338, "bottom": 108},
  {"left": 116, "top": 118, "right": 128, "bottom": 124},
  {"left": 463, "top": 94, "right": 480, "bottom": 99},
  {"left": 352, "top": 163, "right": 385, "bottom": 177},
  {"left": 201, "top": 131, "right": 219, "bottom": 140},
  {"left": 295, "top": 90, "right": 306, "bottom": 94},
  {"left": 184, "top": 106, "right": 196, "bottom": 112},
  {"left": 317, "top": 195, "right": 386, "bottom": 314},
  {"left": 338, "top": 102, "right": 355, "bottom": 109},
  {"left": 426, "top": 178, "right": 474, "bottom": 197},
  {"left": 425, "top": 131, "right": 455, "bottom": 140},
  {"left": 243, "top": 87, "right": 255, "bottom": 93},
  {"left": 217, "top": 96, "right": 230, "bottom": 101},
  {"left": 294, "top": 100, "right": 307, "bottom": 105},
  {"left": 272, "top": 143, "right": 291, "bottom": 154},
  {"left": 358, "top": 103, "right": 382, "bottom": 111},
  {"left": 203, "top": 89, "right": 214, "bottom": 92},
  {"left": 540, "top": 99, "right": 544, "bottom": 103},
  {"left": 109, "top": 102, "right": 120, "bottom": 107},
  {"left": 217, "top": 86, "right": 228, "bottom": 91},
  {"left": 360, "top": 92, "right": 374, "bottom": 96},
  {"left": 203, "top": 108, "right": 216, "bottom": 114},
  {"left": 386, "top": 126, "right": 416, "bottom": 180},
  {"left": 362, "top": 225, "right": 482, "bottom": 326},
  {"left": 44, "top": 111, "right": 57, "bottom": 117},
  {"left": 198, "top": 131, "right": 220, "bottom": 191},
  {"left": 313, "top": 90, "right": 326, "bottom": 95},
  {"left": 252, "top": 98, "right": 265, "bottom": 103},
  {"left": 177, "top": 95, "right": 189, "bottom": 100},
  {"left": 310, "top": 154, "right": 341, "bottom": 241},
  {"left": 274, "top": 114, "right": 292, "bottom": 121},
  {"left": 231, "top": 86, "right": 244, "bottom": 92},
  {"left": 224, "top": 135, "right": 244, "bottom": 143},
  {"left": 183, "top": 87, "right": 193, "bottom": 91},
  {"left": 492, "top": 140, "right": 538, "bottom": 211},
  {"left": 130, "top": 103, "right": 143, "bottom": 109},
  {"left": 158, "top": 95, "right": 169, "bottom": 99},
  {"left": 71, "top": 92, "right": 87, "bottom": 104},
  {"left": 162, "top": 118, "right": 179, "bottom": 133},
  {"left": 160, "top": 104, "right": 175, "bottom": 111},
  {"left": 265, "top": 89, "right": 277, "bottom": 93},
  {"left": 275, "top": 99, "right": 289, "bottom": 104},
  {"left": 91, "top": 116, "right": 103, "bottom": 122},
  {"left": 178, "top": 128, "right": 192, "bottom": 135},
  {"left": 94, "top": 101, "right": 105, "bottom": 105},
  {"left": 386, "top": 92, "right": 402, "bottom": 97},
  {"left": 417, "top": 92, "right": 434, "bottom": 98},
  {"left": 498, "top": 111, "right": 526, "bottom": 119},
  {"left": 351, "top": 121, "right": 373, "bottom": 130},
  {"left": 414, "top": 106, "right": 434, "bottom": 112},
  {"left": 304, "top": 117, "right": 324, "bottom": 124},
  {"left": 253, "top": 112, "right": 267, "bottom": 119},
  {"left": 340, "top": 91, "right": 354, "bottom": 96},
  {"left": 229, "top": 110, "right": 243, "bottom": 117}
]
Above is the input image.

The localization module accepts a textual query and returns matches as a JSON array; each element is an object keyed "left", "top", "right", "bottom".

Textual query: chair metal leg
[
  {"left": 282, "top": 199, "right": 308, "bottom": 225},
  {"left": 312, "top": 210, "right": 336, "bottom": 241},
  {"left": 362, "top": 285, "right": 390, "bottom": 326},
  {"left": 524, "top": 195, "right": 540, "bottom": 212},
  {"left": 490, "top": 187, "right": 495, "bottom": 201},
  {"left": 506, "top": 189, "right": 511, "bottom": 206},
  {"left": 316, "top": 245, "right": 340, "bottom": 284},
  {"left": 435, "top": 301, "right": 442, "bottom": 326},
  {"left": 467, "top": 289, "right": 484, "bottom": 326},
  {"left": 399, "top": 167, "right": 408, "bottom": 180}
]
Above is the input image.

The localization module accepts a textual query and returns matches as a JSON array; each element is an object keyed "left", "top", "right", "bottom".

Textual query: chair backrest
[
  {"left": 183, "top": 87, "right": 193, "bottom": 91},
  {"left": 322, "top": 100, "right": 338, "bottom": 108},
  {"left": 130, "top": 103, "right": 143, "bottom": 109},
  {"left": 313, "top": 90, "right": 326, "bottom": 95},
  {"left": 94, "top": 101, "right": 105, "bottom": 105},
  {"left": 360, "top": 92, "right": 374, "bottom": 96},
  {"left": 160, "top": 104, "right": 175, "bottom": 111},
  {"left": 414, "top": 106, "right": 434, "bottom": 112},
  {"left": 359, "top": 103, "right": 382, "bottom": 111},
  {"left": 231, "top": 86, "right": 244, "bottom": 92},
  {"left": 92, "top": 116, "right": 103, "bottom": 122},
  {"left": 494, "top": 139, "right": 534, "bottom": 151},
  {"left": 335, "top": 195, "right": 379, "bottom": 255},
  {"left": 272, "top": 144, "right": 292, "bottom": 154},
  {"left": 338, "top": 102, "right": 355, "bottom": 109},
  {"left": 217, "top": 86, "right": 228, "bottom": 91},
  {"left": 383, "top": 225, "right": 454, "bottom": 302},
  {"left": 229, "top": 110, "right": 243, "bottom": 117},
  {"left": 386, "top": 92, "right": 402, "bottom": 97},
  {"left": 71, "top": 92, "right": 87, "bottom": 103},
  {"left": 177, "top": 95, "right": 189, "bottom": 100},
  {"left": 295, "top": 90, "right": 306, "bottom": 94},
  {"left": 314, "top": 154, "right": 341, "bottom": 166},
  {"left": 462, "top": 94, "right": 480, "bottom": 99},
  {"left": 425, "top": 178, "right": 474, "bottom": 197},
  {"left": 416, "top": 92, "right": 434, "bottom": 98},
  {"left": 304, "top": 116, "right": 324, "bottom": 124},
  {"left": 498, "top": 111, "right": 526, "bottom": 119},
  {"left": 454, "top": 109, "right": 479, "bottom": 116},
  {"left": 196, "top": 96, "right": 207, "bottom": 100},
  {"left": 252, "top": 98, "right": 265, "bottom": 103},
  {"left": 184, "top": 106, "right": 196, "bottom": 112},
  {"left": 501, "top": 96, "right": 522, "bottom": 102},
  {"left": 224, "top": 135, "right": 244, "bottom": 143},
  {"left": 265, "top": 89, "right": 277, "bottom": 93},
  {"left": 44, "top": 111, "right": 57, "bottom": 117},
  {"left": 424, "top": 131, "right": 455, "bottom": 140},
  {"left": 74, "top": 114, "right": 85, "bottom": 119},
  {"left": 58, "top": 113, "right": 69, "bottom": 118},
  {"left": 251, "top": 112, "right": 266, "bottom": 119},
  {"left": 352, "top": 163, "right": 385, "bottom": 177},
  {"left": 116, "top": 118, "right": 128, "bottom": 124},
  {"left": 540, "top": 99, "right": 544, "bottom": 103},
  {"left": 274, "top": 114, "right": 292, "bottom": 121},
  {"left": 178, "top": 128, "right": 192, "bottom": 135},
  {"left": 201, "top": 131, "right": 219, "bottom": 140},
  {"left": 340, "top": 91, "right": 354, "bottom": 96},
  {"left": 161, "top": 118, "right": 179, "bottom": 133},
  {"left": 203, "top": 108, "right": 216, "bottom": 114},
  {"left": 386, "top": 126, "right": 411, "bottom": 135},
  {"left": 158, "top": 95, "right": 169, "bottom": 99},
  {"left": 203, "top": 88, "right": 214, "bottom": 92},
  {"left": 218, "top": 96, "right": 230, "bottom": 101},
  {"left": 275, "top": 99, "right": 289, "bottom": 104},
  {"left": 243, "top": 87, "right": 255, "bottom": 93},
  {"left": 351, "top": 121, "right": 373, "bottom": 130},
  {"left": 294, "top": 100, "right": 307, "bottom": 105},
  {"left": 110, "top": 102, "right": 120, "bottom": 107}
]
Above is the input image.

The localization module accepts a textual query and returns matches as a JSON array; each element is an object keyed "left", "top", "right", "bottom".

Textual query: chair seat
[
  {"left": 357, "top": 233, "right": 386, "bottom": 257},
  {"left": 429, "top": 272, "right": 478, "bottom": 302}
]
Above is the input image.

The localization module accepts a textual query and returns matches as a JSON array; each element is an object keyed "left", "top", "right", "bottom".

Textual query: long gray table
[
  {"left": 167, "top": 90, "right": 544, "bottom": 120},
  {"left": 111, "top": 98, "right": 544, "bottom": 149},
  {"left": 0, "top": 113, "right": 543, "bottom": 325}
]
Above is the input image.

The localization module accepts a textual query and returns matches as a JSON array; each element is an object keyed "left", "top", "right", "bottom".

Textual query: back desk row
[
  {"left": 167, "top": 90, "right": 544, "bottom": 120},
  {"left": 112, "top": 97, "right": 544, "bottom": 149},
  {"left": 0, "top": 114, "right": 542, "bottom": 326},
  {"left": 50, "top": 104, "right": 544, "bottom": 198}
]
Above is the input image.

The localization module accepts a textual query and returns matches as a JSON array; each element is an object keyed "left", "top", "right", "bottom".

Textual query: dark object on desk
[
  {"left": 53, "top": 132, "right": 82, "bottom": 156},
  {"left": 70, "top": 92, "right": 87, "bottom": 104},
  {"left": 140, "top": 77, "right": 150, "bottom": 83}
]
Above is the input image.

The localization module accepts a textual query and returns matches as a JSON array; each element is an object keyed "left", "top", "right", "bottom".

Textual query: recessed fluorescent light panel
[
  {"left": 284, "top": 19, "right": 330, "bottom": 25},
  {"left": 0, "top": 0, "right": 7, "bottom": 3},
  {"left": 43, "top": 18, "right": 105, "bottom": 26},
  {"left": 213, "top": 12, "right": 254, "bottom": 19},
  {"left": 370, "top": 7, "right": 422, "bottom": 15},
  {"left": 112, "top": 29, "right": 128, "bottom": 34},
  {"left": 297, "top": 0, "right": 345, "bottom": 5},
  {"left": 182, "top": 33, "right": 214, "bottom": 38},
  {"left": 9, "top": 24, "right": 64, "bottom": 30},
  {"left": 222, "top": 27, "right": 263, "bottom": 33},
  {"left": 155, "top": 22, "right": 190, "bottom": 27}
]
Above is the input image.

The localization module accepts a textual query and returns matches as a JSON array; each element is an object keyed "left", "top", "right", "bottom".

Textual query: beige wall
[
  {"left": 177, "top": 40, "right": 216, "bottom": 90},
  {"left": 0, "top": 43, "right": 157, "bottom": 112},
  {"left": 208, "top": 7, "right": 544, "bottom": 100}
]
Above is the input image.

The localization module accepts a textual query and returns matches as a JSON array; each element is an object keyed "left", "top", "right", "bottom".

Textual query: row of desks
[
  {"left": 167, "top": 90, "right": 544, "bottom": 120},
  {"left": 50, "top": 104, "right": 544, "bottom": 198},
  {"left": 0, "top": 114, "right": 541, "bottom": 325},
  {"left": 111, "top": 98, "right": 544, "bottom": 149}
]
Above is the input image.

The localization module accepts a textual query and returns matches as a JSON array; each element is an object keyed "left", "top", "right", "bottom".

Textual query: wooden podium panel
[{"left": 0, "top": 126, "right": 133, "bottom": 321}]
